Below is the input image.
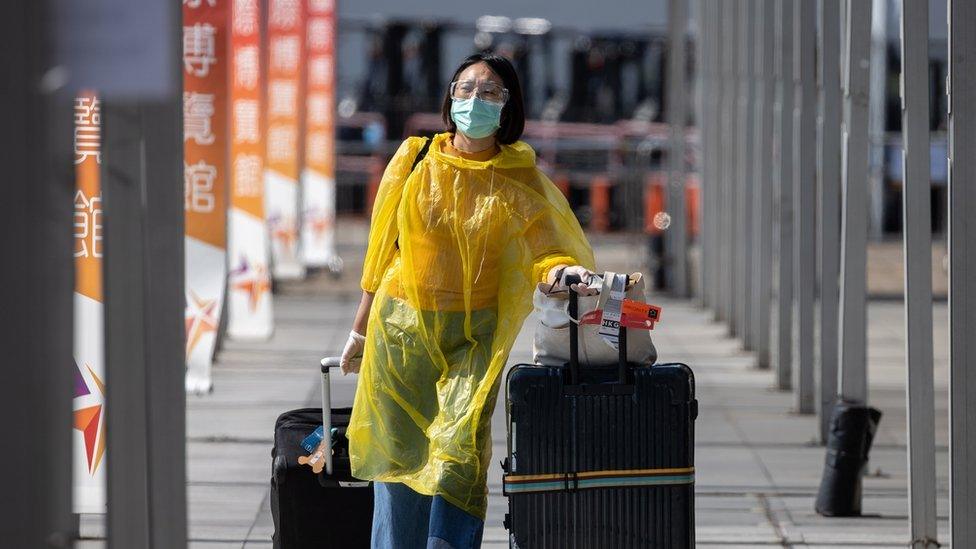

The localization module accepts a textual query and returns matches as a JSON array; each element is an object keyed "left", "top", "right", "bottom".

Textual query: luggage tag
[
  {"left": 298, "top": 425, "right": 339, "bottom": 474},
  {"left": 621, "top": 299, "right": 663, "bottom": 329},
  {"left": 579, "top": 300, "right": 663, "bottom": 330},
  {"left": 596, "top": 272, "right": 627, "bottom": 350},
  {"left": 299, "top": 425, "right": 338, "bottom": 454}
]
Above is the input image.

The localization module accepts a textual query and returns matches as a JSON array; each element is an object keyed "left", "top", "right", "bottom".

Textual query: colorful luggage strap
[{"left": 503, "top": 467, "right": 695, "bottom": 495}]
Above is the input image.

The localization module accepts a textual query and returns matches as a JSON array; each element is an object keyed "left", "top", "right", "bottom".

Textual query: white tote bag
[{"left": 532, "top": 272, "right": 657, "bottom": 367}]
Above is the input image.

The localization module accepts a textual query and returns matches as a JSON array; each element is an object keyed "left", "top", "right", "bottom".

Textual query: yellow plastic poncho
[{"left": 348, "top": 132, "right": 594, "bottom": 519}]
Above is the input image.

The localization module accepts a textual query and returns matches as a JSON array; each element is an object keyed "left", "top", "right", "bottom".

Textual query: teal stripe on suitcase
[{"left": 503, "top": 471, "right": 695, "bottom": 494}]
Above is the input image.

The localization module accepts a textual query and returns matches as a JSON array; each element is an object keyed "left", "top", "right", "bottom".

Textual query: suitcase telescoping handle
[
  {"left": 319, "top": 357, "right": 341, "bottom": 475},
  {"left": 565, "top": 274, "right": 629, "bottom": 387}
]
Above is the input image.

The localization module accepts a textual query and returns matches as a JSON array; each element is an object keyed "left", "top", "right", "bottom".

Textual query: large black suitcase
[
  {"left": 271, "top": 358, "right": 373, "bottom": 548},
  {"left": 502, "top": 280, "right": 697, "bottom": 548}
]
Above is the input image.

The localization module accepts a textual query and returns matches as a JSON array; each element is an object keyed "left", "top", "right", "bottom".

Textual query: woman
[{"left": 341, "top": 53, "right": 595, "bottom": 548}]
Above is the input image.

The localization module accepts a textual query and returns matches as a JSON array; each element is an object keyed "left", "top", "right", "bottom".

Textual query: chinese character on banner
[
  {"left": 308, "top": 56, "right": 332, "bottom": 87},
  {"left": 269, "top": 0, "right": 301, "bottom": 28},
  {"left": 267, "top": 126, "right": 296, "bottom": 163},
  {"left": 307, "top": 132, "right": 329, "bottom": 161},
  {"left": 233, "top": 154, "right": 263, "bottom": 197},
  {"left": 185, "top": 161, "right": 217, "bottom": 213},
  {"left": 232, "top": 0, "right": 259, "bottom": 35},
  {"left": 184, "top": 0, "right": 217, "bottom": 7},
  {"left": 269, "top": 80, "right": 297, "bottom": 117},
  {"left": 74, "top": 97, "right": 101, "bottom": 165},
  {"left": 234, "top": 99, "right": 260, "bottom": 143},
  {"left": 234, "top": 46, "right": 260, "bottom": 89},
  {"left": 73, "top": 190, "right": 103, "bottom": 259},
  {"left": 307, "top": 93, "right": 330, "bottom": 126},
  {"left": 270, "top": 36, "right": 300, "bottom": 73},
  {"left": 183, "top": 23, "right": 218, "bottom": 77},
  {"left": 184, "top": 92, "right": 217, "bottom": 145},
  {"left": 309, "top": 0, "right": 333, "bottom": 12},
  {"left": 307, "top": 18, "right": 333, "bottom": 50}
]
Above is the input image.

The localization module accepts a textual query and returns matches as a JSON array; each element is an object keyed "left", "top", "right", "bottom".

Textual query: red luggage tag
[
  {"left": 579, "top": 300, "right": 662, "bottom": 330},
  {"left": 621, "top": 299, "right": 662, "bottom": 329}
]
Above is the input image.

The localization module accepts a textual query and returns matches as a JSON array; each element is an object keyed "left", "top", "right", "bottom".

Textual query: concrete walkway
[{"left": 80, "top": 225, "right": 952, "bottom": 547}]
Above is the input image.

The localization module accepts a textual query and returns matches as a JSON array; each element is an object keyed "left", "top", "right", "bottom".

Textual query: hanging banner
[
  {"left": 72, "top": 91, "right": 107, "bottom": 513},
  {"left": 227, "top": 0, "right": 274, "bottom": 340},
  {"left": 300, "top": 0, "right": 340, "bottom": 270},
  {"left": 265, "top": 0, "right": 306, "bottom": 279},
  {"left": 183, "top": 0, "right": 229, "bottom": 393}
]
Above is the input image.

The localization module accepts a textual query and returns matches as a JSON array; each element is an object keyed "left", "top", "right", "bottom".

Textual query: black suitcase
[
  {"left": 271, "top": 358, "right": 373, "bottom": 548},
  {"left": 502, "top": 279, "right": 697, "bottom": 548}
]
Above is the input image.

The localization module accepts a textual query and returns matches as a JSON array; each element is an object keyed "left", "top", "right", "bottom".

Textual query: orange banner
[
  {"left": 230, "top": 0, "right": 264, "bottom": 220},
  {"left": 73, "top": 90, "right": 107, "bottom": 512},
  {"left": 74, "top": 92, "right": 102, "bottom": 303},
  {"left": 184, "top": 0, "right": 229, "bottom": 393},
  {"left": 227, "top": 0, "right": 274, "bottom": 339},
  {"left": 184, "top": 0, "right": 228, "bottom": 248},
  {"left": 299, "top": 0, "right": 340, "bottom": 267},
  {"left": 265, "top": 0, "right": 306, "bottom": 278},
  {"left": 303, "top": 0, "right": 335, "bottom": 179},
  {"left": 266, "top": 0, "right": 305, "bottom": 180}
]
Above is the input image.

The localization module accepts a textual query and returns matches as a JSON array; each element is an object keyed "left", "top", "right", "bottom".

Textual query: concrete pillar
[
  {"left": 899, "top": 1, "right": 938, "bottom": 546},
  {"left": 667, "top": 0, "right": 689, "bottom": 297},
  {"left": 773, "top": 0, "right": 795, "bottom": 390},
  {"left": 719, "top": 0, "right": 738, "bottom": 327},
  {"left": 0, "top": 1, "right": 75, "bottom": 546},
  {"left": 948, "top": 0, "right": 976, "bottom": 544},
  {"left": 102, "top": 1, "right": 188, "bottom": 546},
  {"left": 753, "top": 0, "right": 776, "bottom": 370},
  {"left": 817, "top": 0, "right": 843, "bottom": 442},
  {"left": 838, "top": 0, "right": 873, "bottom": 404},
  {"left": 737, "top": 0, "right": 756, "bottom": 349},
  {"left": 793, "top": 0, "right": 817, "bottom": 414}
]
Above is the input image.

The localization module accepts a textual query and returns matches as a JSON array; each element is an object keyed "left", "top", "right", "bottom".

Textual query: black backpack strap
[{"left": 410, "top": 137, "right": 432, "bottom": 173}]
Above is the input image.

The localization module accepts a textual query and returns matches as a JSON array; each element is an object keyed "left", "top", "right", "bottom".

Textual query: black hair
[{"left": 441, "top": 53, "right": 526, "bottom": 145}]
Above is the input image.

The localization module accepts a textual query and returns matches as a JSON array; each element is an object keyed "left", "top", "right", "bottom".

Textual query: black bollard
[{"left": 814, "top": 401, "right": 882, "bottom": 516}]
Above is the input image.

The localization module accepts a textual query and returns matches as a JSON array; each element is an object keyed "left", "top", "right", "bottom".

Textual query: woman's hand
[
  {"left": 340, "top": 330, "right": 366, "bottom": 375},
  {"left": 547, "top": 265, "right": 599, "bottom": 296}
]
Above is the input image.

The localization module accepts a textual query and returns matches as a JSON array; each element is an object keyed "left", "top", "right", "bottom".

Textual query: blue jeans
[{"left": 371, "top": 482, "right": 484, "bottom": 549}]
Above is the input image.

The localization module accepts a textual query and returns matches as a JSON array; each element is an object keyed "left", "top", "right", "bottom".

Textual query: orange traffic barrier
[
  {"left": 589, "top": 175, "right": 612, "bottom": 232},
  {"left": 686, "top": 174, "right": 700, "bottom": 237},
  {"left": 552, "top": 172, "right": 571, "bottom": 198},
  {"left": 644, "top": 173, "right": 667, "bottom": 235},
  {"left": 644, "top": 172, "right": 701, "bottom": 236}
]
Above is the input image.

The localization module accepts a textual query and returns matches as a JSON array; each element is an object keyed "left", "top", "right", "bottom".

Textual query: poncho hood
[{"left": 426, "top": 131, "right": 538, "bottom": 170}]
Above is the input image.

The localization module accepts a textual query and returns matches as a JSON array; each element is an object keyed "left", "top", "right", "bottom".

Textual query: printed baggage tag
[
  {"left": 597, "top": 272, "right": 627, "bottom": 350},
  {"left": 621, "top": 299, "right": 662, "bottom": 329},
  {"left": 300, "top": 426, "right": 324, "bottom": 454},
  {"left": 299, "top": 425, "right": 338, "bottom": 454},
  {"left": 579, "top": 300, "right": 663, "bottom": 330}
]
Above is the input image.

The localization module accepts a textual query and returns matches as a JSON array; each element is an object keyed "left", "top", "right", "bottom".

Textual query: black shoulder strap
[{"left": 410, "top": 137, "right": 432, "bottom": 173}]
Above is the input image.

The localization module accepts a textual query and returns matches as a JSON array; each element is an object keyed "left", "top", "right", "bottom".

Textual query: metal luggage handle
[
  {"left": 565, "top": 275, "right": 632, "bottom": 393},
  {"left": 319, "top": 357, "right": 341, "bottom": 475}
]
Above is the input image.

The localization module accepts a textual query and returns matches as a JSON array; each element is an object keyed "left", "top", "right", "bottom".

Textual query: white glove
[
  {"left": 340, "top": 330, "right": 366, "bottom": 375},
  {"left": 549, "top": 265, "right": 599, "bottom": 296}
]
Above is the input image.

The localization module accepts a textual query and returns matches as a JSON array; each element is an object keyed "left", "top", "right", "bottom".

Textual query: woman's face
[{"left": 453, "top": 62, "right": 506, "bottom": 103}]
